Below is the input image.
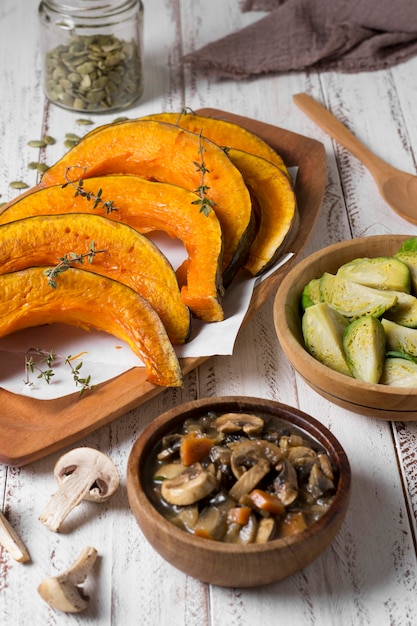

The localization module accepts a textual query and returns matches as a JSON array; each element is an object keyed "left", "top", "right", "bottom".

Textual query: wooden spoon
[{"left": 293, "top": 92, "right": 417, "bottom": 225}]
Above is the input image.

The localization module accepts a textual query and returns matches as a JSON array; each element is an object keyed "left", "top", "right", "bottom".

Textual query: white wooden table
[{"left": 1, "top": 1, "right": 417, "bottom": 624}]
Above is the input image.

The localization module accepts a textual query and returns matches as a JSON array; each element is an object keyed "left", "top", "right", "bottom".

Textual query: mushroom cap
[
  {"left": 230, "top": 439, "right": 283, "bottom": 479},
  {"left": 161, "top": 463, "right": 218, "bottom": 506},
  {"left": 37, "top": 546, "right": 98, "bottom": 613},
  {"left": 54, "top": 447, "right": 120, "bottom": 502},
  {"left": 214, "top": 412, "right": 264, "bottom": 435}
]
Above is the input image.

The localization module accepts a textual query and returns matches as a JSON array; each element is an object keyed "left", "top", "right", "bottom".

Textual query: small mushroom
[
  {"left": 37, "top": 546, "right": 97, "bottom": 613},
  {"left": 161, "top": 462, "right": 218, "bottom": 506},
  {"left": 194, "top": 505, "right": 227, "bottom": 540},
  {"left": 228, "top": 457, "right": 271, "bottom": 502},
  {"left": 307, "top": 462, "right": 335, "bottom": 500},
  {"left": 255, "top": 517, "right": 276, "bottom": 544},
  {"left": 214, "top": 412, "right": 264, "bottom": 435},
  {"left": 0, "top": 509, "right": 30, "bottom": 563},
  {"left": 318, "top": 452, "right": 335, "bottom": 481},
  {"left": 39, "top": 447, "right": 120, "bottom": 532},
  {"left": 230, "top": 439, "right": 283, "bottom": 479},
  {"left": 274, "top": 458, "right": 299, "bottom": 506}
]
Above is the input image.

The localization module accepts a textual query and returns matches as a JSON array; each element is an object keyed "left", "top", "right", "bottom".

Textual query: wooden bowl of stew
[
  {"left": 126, "top": 396, "right": 350, "bottom": 587},
  {"left": 273, "top": 235, "right": 417, "bottom": 420}
]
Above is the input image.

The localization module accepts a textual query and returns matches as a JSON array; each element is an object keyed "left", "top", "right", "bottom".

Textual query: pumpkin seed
[
  {"left": 43, "top": 33, "right": 143, "bottom": 112},
  {"left": 28, "top": 161, "right": 49, "bottom": 174},
  {"left": 43, "top": 135, "right": 56, "bottom": 145},
  {"left": 65, "top": 132, "right": 82, "bottom": 142},
  {"left": 28, "top": 139, "right": 47, "bottom": 148},
  {"left": 76, "top": 118, "right": 94, "bottom": 125},
  {"left": 9, "top": 181, "right": 29, "bottom": 190}
]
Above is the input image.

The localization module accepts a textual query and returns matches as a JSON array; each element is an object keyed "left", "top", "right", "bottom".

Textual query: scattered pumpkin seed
[
  {"left": 76, "top": 118, "right": 94, "bottom": 125},
  {"left": 0, "top": 202, "right": 6, "bottom": 209},
  {"left": 112, "top": 116, "right": 130, "bottom": 123},
  {"left": 28, "top": 139, "right": 47, "bottom": 148},
  {"left": 28, "top": 161, "right": 49, "bottom": 174},
  {"left": 43, "top": 135, "right": 56, "bottom": 145},
  {"left": 65, "top": 132, "right": 82, "bottom": 142},
  {"left": 9, "top": 181, "right": 29, "bottom": 190},
  {"left": 64, "top": 139, "right": 79, "bottom": 150}
]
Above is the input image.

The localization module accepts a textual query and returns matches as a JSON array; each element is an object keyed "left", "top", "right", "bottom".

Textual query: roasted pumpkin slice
[
  {"left": 0, "top": 266, "right": 182, "bottom": 387},
  {"left": 226, "top": 148, "right": 298, "bottom": 276},
  {"left": 140, "top": 111, "right": 290, "bottom": 178},
  {"left": 0, "top": 176, "right": 224, "bottom": 322},
  {"left": 0, "top": 213, "right": 191, "bottom": 344},
  {"left": 39, "top": 120, "right": 253, "bottom": 283}
]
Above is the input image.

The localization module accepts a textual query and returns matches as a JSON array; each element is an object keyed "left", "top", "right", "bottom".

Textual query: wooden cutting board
[{"left": 0, "top": 109, "right": 326, "bottom": 466}]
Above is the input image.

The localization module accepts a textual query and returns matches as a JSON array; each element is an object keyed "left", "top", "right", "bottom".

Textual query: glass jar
[{"left": 38, "top": 0, "right": 144, "bottom": 113}]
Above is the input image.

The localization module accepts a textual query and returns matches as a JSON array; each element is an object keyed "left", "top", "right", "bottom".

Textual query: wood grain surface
[{"left": 1, "top": 0, "right": 417, "bottom": 624}]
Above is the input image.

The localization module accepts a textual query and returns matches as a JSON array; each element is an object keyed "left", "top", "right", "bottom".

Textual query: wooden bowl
[
  {"left": 274, "top": 234, "right": 417, "bottom": 420},
  {"left": 126, "top": 396, "right": 350, "bottom": 587}
]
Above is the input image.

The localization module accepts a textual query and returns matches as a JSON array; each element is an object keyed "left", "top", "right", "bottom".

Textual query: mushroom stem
[
  {"left": 0, "top": 509, "right": 30, "bottom": 563},
  {"left": 39, "top": 447, "right": 120, "bottom": 532},
  {"left": 37, "top": 546, "right": 98, "bottom": 613}
]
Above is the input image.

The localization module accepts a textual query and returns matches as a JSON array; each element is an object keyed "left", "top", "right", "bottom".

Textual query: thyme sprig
[
  {"left": 24, "top": 348, "right": 94, "bottom": 396},
  {"left": 44, "top": 240, "right": 107, "bottom": 288},
  {"left": 192, "top": 132, "right": 216, "bottom": 217},
  {"left": 62, "top": 166, "right": 118, "bottom": 214}
]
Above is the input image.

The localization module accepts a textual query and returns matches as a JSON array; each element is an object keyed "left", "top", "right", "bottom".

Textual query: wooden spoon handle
[{"left": 293, "top": 93, "right": 388, "bottom": 176}]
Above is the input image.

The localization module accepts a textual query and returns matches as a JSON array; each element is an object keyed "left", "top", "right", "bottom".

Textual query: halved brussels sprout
[
  {"left": 319, "top": 273, "right": 398, "bottom": 319},
  {"left": 394, "top": 251, "right": 417, "bottom": 294},
  {"left": 302, "top": 302, "right": 351, "bottom": 376},
  {"left": 383, "top": 291, "right": 417, "bottom": 328},
  {"left": 343, "top": 316, "right": 385, "bottom": 384},
  {"left": 380, "top": 356, "right": 417, "bottom": 387},
  {"left": 337, "top": 256, "right": 411, "bottom": 293},
  {"left": 301, "top": 278, "right": 321, "bottom": 310},
  {"left": 382, "top": 318, "right": 417, "bottom": 358}
]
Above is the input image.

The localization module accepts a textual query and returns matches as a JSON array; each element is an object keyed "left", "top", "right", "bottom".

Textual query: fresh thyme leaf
[
  {"left": 25, "top": 348, "right": 94, "bottom": 396},
  {"left": 191, "top": 132, "right": 216, "bottom": 217},
  {"left": 63, "top": 167, "right": 118, "bottom": 214},
  {"left": 45, "top": 241, "right": 107, "bottom": 288}
]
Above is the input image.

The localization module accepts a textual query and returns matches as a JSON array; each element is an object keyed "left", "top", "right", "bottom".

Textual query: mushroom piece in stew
[{"left": 145, "top": 411, "right": 337, "bottom": 543}]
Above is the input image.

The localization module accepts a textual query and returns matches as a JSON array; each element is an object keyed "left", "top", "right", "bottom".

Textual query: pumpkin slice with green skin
[
  {"left": 0, "top": 213, "right": 191, "bottom": 344},
  {"left": 0, "top": 176, "right": 224, "bottom": 323},
  {"left": 38, "top": 120, "right": 254, "bottom": 285},
  {"left": 225, "top": 148, "right": 298, "bottom": 276},
  {"left": 0, "top": 266, "right": 183, "bottom": 388},
  {"left": 140, "top": 111, "right": 290, "bottom": 178}
]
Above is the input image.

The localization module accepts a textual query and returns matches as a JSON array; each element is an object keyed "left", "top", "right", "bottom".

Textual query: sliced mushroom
[
  {"left": 37, "top": 546, "right": 97, "bottom": 613},
  {"left": 318, "top": 452, "right": 335, "bottom": 481},
  {"left": 39, "top": 447, "right": 120, "bottom": 532},
  {"left": 153, "top": 462, "right": 186, "bottom": 480},
  {"left": 0, "top": 509, "right": 30, "bottom": 563},
  {"left": 194, "top": 505, "right": 227, "bottom": 541},
  {"left": 170, "top": 504, "right": 199, "bottom": 531},
  {"left": 286, "top": 446, "right": 317, "bottom": 463},
  {"left": 228, "top": 457, "right": 271, "bottom": 502},
  {"left": 161, "top": 463, "right": 218, "bottom": 506},
  {"left": 307, "top": 462, "right": 335, "bottom": 500},
  {"left": 230, "top": 439, "right": 283, "bottom": 479},
  {"left": 238, "top": 512, "right": 258, "bottom": 544},
  {"left": 274, "top": 458, "right": 299, "bottom": 506},
  {"left": 214, "top": 412, "right": 264, "bottom": 435},
  {"left": 255, "top": 517, "right": 276, "bottom": 543}
]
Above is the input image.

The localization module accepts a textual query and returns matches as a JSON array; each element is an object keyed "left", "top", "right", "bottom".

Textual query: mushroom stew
[{"left": 144, "top": 411, "right": 337, "bottom": 543}]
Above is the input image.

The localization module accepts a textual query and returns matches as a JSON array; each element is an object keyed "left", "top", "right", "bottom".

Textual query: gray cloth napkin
[{"left": 183, "top": 0, "right": 417, "bottom": 78}]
